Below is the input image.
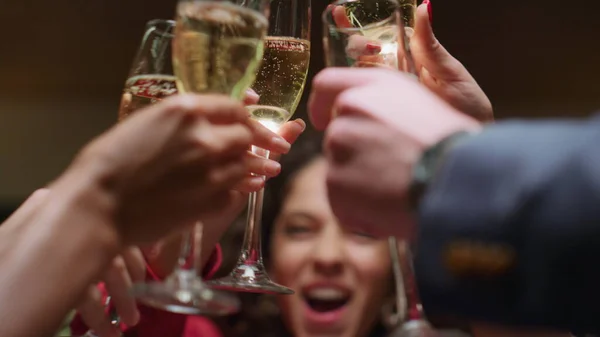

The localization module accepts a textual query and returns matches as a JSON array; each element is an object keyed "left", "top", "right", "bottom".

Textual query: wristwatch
[{"left": 408, "top": 130, "right": 478, "bottom": 210}]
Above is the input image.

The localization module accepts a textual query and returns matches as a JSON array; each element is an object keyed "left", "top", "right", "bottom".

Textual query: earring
[{"left": 381, "top": 296, "right": 401, "bottom": 329}]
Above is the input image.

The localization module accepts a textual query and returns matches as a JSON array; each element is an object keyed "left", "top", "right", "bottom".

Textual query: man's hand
[{"left": 309, "top": 68, "right": 480, "bottom": 237}]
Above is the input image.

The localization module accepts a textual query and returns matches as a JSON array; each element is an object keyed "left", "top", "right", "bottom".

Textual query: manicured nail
[
  {"left": 245, "top": 89, "right": 259, "bottom": 100},
  {"left": 265, "top": 161, "right": 282, "bottom": 176},
  {"left": 423, "top": 0, "right": 432, "bottom": 22},
  {"left": 366, "top": 42, "right": 382, "bottom": 53}
]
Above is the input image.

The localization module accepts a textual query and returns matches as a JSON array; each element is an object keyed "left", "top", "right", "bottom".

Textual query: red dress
[{"left": 70, "top": 246, "right": 224, "bottom": 337}]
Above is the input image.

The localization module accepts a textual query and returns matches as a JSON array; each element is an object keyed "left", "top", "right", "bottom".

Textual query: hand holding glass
[
  {"left": 208, "top": 0, "right": 311, "bottom": 295},
  {"left": 125, "top": 18, "right": 241, "bottom": 316},
  {"left": 323, "top": 0, "right": 415, "bottom": 71}
]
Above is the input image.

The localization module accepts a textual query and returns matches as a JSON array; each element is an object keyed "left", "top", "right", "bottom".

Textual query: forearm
[
  {"left": 415, "top": 116, "right": 600, "bottom": 332},
  {"left": 0, "top": 171, "right": 120, "bottom": 337}
]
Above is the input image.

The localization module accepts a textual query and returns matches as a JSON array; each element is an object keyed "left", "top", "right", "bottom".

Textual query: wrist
[
  {"left": 416, "top": 107, "right": 483, "bottom": 151},
  {"left": 50, "top": 154, "right": 124, "bottom": 258},
  {"left": 409, "top": 129, "right": 481, "bottom": 211}
]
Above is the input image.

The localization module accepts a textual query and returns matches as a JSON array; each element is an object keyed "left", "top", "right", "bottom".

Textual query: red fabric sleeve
[{"left": 70, "top": 245, "right": 223, "bottom": 337}]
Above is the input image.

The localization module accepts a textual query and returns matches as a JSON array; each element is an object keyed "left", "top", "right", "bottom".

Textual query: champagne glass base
[
  {"left": 130, "top": 271, "right": 240, "bottom": 316},
  {"left": 208, "top": 263, "right": 294, "bottom": 294},
  {"left": 391, "top": 320, "right": 439, "bottom": 337},
  {"left": 209, "top": 275, "right": 294, "bottom": 294}
]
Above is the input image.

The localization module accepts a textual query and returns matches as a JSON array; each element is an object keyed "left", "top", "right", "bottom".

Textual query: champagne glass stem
[
  {"left": 208, "top": 146, "right": 293, "bottom": 294},
  {"left": 390, "top": 237, "right": 407, "bottom": 324},
  {"left": 398, "top": 241, "right": 424, "bottom": 320},
  {"left": 171, "top": 223, "right": 203, "bottom": 278},
  {"left": 239, "top": 146, "right": 268, "bottom": 267}
]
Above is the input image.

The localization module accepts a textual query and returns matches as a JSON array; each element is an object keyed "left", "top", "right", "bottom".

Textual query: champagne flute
[
  {"left": 119, "top": 20, "right": 178, "bottom": 121},
  {"left": 85, "top": 19, "right": 207, "bottom": 335},
  {"left": 322, "top": 0, "right": 415, "bottom": 72},
  {"left": 389, "top": 238, "right": 438, "bottom": 337},
  {"left": 323, "top": 1, "right": 440, "bottom": 335},
  {"left": 125, "top": 17, "right": 242, "bottom": 316},
  {"left": 173, "top": 0, "right": 269, "bottom": 99},
  {"left": 208, "top": 0, "right": 311, "bottom": 294}
]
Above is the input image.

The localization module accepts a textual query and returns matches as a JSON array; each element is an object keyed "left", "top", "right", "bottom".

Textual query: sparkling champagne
[
  {"left": 248, "top": 37, "right": 310, "bottom": 130},
  {"left": 119, "top": 74, "right": 178, "bottom": 121},
  {"left": 344, "top": 0, "right": 416, "bottom": 69},
  {"left": 400, "top": 0, "right": 417, "bottom": 31},
  {"left": 173, "top": 2, "right": 268, "bottom": 100},
  {"left": 246, "top": 106, "right": 290, "bottom": 132}
]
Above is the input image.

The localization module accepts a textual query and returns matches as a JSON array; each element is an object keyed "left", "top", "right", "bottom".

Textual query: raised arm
[{"left": 0, "top": 94, "right": 291, "bottom": 337}]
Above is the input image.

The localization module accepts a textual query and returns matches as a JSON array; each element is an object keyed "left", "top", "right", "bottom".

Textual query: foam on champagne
[{"left": 173, "top": 2, "right": 268, "bottom": 99}]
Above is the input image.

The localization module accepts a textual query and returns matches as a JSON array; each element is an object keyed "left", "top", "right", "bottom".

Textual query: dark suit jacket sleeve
[{"left": 415, "top": 115, "right": 600, "bottom": 333}]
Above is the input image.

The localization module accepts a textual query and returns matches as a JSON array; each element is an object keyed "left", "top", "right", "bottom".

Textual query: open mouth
[{"left": 303, "top": 288, "right": 351, "bottom": 313}]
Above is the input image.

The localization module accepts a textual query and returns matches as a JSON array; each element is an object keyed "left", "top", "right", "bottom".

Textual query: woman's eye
[
  {"left": 284, "top": 224, "right": 313, "bottom": 236},
  {"left": 351, "top": 230, "right": 376, "bottom": 240}
]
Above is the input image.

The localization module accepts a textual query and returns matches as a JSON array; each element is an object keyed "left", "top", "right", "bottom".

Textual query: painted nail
[
  {"left": 245, "top": 88, "right": 259, "bottom": 100},
  {"left": 366, "top": 42, "right": 382, "bottom": 54},
  {"left": 423, "top": 0, "right": 432, "bottom": 22}
]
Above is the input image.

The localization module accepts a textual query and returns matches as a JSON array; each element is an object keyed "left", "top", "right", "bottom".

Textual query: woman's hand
[
  {"left": 410, "top": 1, "right": 493, "bottom": 122},
  {"left": 76, "top": 247, "right": 146, "bottom": 337},
  {"left": 144, "top": 118, "right": 306, "bottom": 279},
  {"left": 72, "top": 89, "right": 305, "bottom": 336},
  {"left": 332, "top": 1, "right": 493, "bottom": 122}
]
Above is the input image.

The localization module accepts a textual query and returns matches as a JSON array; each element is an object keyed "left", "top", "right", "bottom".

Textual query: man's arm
[{"left": 416, "top": 116, "right": 600, "bottom": 333}]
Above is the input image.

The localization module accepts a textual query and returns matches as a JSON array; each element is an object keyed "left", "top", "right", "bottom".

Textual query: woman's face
[{"left": 270, "top": 158, "right": 393, "bottom": 337}]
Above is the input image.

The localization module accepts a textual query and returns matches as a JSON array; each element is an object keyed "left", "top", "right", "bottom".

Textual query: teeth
[{"left": 306, "top": 288, "right": 348, "bottom": 301}]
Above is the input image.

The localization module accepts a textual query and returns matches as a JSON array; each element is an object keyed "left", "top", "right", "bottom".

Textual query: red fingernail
[
  {"left": 366, "top": 43, "right": 382, "bottom": 53},
  {"left": 423, "top": 0, "right": 432, "bottom": 22},
  {"left": 245, "top": 89, "right": 259, "bottom": 100}
]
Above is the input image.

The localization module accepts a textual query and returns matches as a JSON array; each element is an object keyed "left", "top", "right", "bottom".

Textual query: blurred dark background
[{"left": 1, "top": 0, "right": 600, "bottom": 218}]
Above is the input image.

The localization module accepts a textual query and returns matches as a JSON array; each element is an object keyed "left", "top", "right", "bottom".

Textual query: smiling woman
[
  {"left": 269, "top": 156, "right": 393, "bottom": 337},
  {"left": 214, "top": 132, "right": 396, "bottom": 337}
]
